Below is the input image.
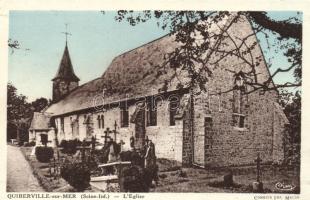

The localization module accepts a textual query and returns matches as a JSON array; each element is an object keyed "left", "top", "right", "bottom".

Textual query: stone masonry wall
[
  {"left": 181, "top": 99, "right": 193, "bottom": 166},
  {"left": 190, "top": 15, "right": 287, "bottom": 167},
  {"left": 54, "top": 94, "right": 184, "bottom": 162}
]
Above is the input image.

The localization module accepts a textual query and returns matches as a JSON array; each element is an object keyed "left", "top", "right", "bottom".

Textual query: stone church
[{"left": 29, "top": 14, "right": 288, "bottom": 167}]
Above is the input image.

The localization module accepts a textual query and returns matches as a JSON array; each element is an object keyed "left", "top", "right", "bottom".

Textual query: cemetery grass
[
  {"left": 153, "top": 161, "right": 300, "bottom": 193},
  {"left": 19, "top": 147, "right": 299, "bottom": 193},
  {"left": 20, "top": 147, "right": 74, "bottom": 192}
]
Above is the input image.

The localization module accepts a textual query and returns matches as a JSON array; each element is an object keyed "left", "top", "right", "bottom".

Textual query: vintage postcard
[{"left": 1, "top": 0, "right": 309, "bottom": 200}]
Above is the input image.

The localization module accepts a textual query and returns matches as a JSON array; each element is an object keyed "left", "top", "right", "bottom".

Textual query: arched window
[
  {"left": 232, "top": 72, "right": 247, "bottom": 128},
  {"left": 97, "top": 115, "right": 104, "bottom": 129},
  {"left": 120, "top": 103, "right": 129, "bottom": 127},
  {"left": 97, "top": 115, "right": 101, "bottom": 129}
]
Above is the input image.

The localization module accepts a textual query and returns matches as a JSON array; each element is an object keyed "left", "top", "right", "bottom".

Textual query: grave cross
[
  {"left": 113, "top": 120, "right": 118, "bottom": 141},
  {"left": 254, "top": 153, "right": 262, "bottom": 182},
  {"left": 103, "top": 127, "right": 112, "bottom": 144}
]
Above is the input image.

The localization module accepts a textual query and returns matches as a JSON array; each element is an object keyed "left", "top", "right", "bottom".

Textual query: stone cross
[{"left": 254, "top": 153, "right": 262, "bottom": 182}]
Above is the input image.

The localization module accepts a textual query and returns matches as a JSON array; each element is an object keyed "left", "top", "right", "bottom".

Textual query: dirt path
[{"left": 7, "top": 145, "right": 44, "bottom": 192}]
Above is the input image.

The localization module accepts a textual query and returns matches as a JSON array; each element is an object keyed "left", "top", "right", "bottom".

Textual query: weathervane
[{"left": 61, "top": 23, "right": 72, "bottom": 45}]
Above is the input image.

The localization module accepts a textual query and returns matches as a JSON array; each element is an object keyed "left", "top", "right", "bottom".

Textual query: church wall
[
  {"left": 52, "top": 94, "right": 184, "bottom": 162},
  {"left": 194, "top": 88, "right": 282, "bottom": 167},
  {"left": 190, "top": 16, "right": 286, "bottom": 167},
  {"left": 144, "top": 99, "right": 183, "bottom": 162}
]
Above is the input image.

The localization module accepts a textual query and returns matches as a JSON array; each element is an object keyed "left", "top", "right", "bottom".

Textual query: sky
[{"left": 8, "top": 11, "right": 301, "bottom": 101}]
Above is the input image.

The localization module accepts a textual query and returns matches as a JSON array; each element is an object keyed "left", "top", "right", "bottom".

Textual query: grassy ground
[
  {"left": 19, "top": 147, "right": 299, "bottom": 193},
  {"left": 152, "top": 159, "right": 300, "bottom": 193},
  {"left": 20, "top": 146, "right": 100, "bottom": 192},
  {"left": 19, "top": 147, "right": 70, "bottom": 192}
]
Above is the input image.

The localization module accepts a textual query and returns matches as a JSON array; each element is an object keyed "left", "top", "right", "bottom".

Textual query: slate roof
[
  {"left": 46, "top": 34, "right": 190, "bottom": 116},
  {"left": 52, "top": 44, "right": 80, "bottom": 82},
  {"left": 29, "top": 112, "right": 51, "bottom": 130}
]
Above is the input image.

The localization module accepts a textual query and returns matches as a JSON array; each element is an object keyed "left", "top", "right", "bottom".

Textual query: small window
[
  {"left": 120, "top": 104, "right": 129, "bottom": 127},
  {"left": 239, "top": 115, "right": 245, "bottom": 128},
  {"left": 146, "top": 99, "right": 157, "bottom": 126},
  {"left": 232, "top": 113, "right": 245, "bottom": 128}
]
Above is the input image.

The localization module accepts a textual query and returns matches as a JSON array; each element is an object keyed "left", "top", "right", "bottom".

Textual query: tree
[
  {"left": 7, "top": 83, "right": 50, "bottom": 143},
  {"left": 111, "top": 11, "right": 301, "bottom": 94},
  {"left": 8, "top": 38, "right": 30, "bottom": 54},
  {"left": 31, "top": 97, "right": 49, "bottom": 112},
  {"left": 279, "top": 90, "right": 301, "bottom": 143},
  {"left": 7, "top": 83, "right": 32, "bottom": 142},
  {"left": 8, "top": 39, "right": 20, "bottom": 54},
  {"left": 279, "top": 90, "right": 301, "bottom": 164}
]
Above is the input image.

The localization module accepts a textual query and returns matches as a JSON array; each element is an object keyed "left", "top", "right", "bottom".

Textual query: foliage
[
  {"left": 120, "top": 165, "right": 149, "bottom": 192},
  {"left": 111, "top": 11, "right": 302, "bottom": 93},
  {"left": 60, "top": 161, "right": 91, "bottom": 191},
  {"left": 8, "top": 39, "right": 20, "bottom": 54},
  {"left": 31, "top": 98, "right": 50, "bottom": 112},
  {"left": 29, "top": 141, "right": 36, "bottom": 146},
  {"left": 281, "top": 91, "right": 301, "bottom": 144},
  {"left": 279, "top": 90, "right": 301, "bottom": 164},
  {"left": 118, "top": 150, "right": 158, "bottom": 192},
  {"left": 23, "top": 141, "right": 36, "bottom": 147},
  {"left": 7, "top": 83, "right": 50, "bottom": 142},
  {"left": 59, "top": 139, "right": 82, "bottom": 154},
  {"left": 35, "top": 146, "right": 54, "bottom": 163}
]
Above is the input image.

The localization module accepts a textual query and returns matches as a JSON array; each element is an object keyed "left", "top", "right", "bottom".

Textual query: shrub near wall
[
  {"left": 35, "top": 147, "right": 54, "bottom": 163},
  {"left": 60, "top": 161, "right": 90, "bottom": 191},
  {"left": 59, "top": 139, "right": 83, "bottom": 154}
]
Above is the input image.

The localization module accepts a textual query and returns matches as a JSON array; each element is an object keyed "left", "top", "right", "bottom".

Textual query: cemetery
[{"left": 17, "top": 130, "right": 299, "bottom": 193}]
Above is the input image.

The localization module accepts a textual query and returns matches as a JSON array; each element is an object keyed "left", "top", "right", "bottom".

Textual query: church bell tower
[{"left": 52, "top": 26, "right": 80, "bottom": 102}]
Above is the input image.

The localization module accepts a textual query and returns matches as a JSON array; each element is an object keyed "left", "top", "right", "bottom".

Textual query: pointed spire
[{"left": 52, "top": 44, "right": 80, "bottom": 82}]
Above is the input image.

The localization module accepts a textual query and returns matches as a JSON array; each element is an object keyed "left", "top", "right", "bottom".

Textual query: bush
[
  {"left": 60, "top": 161, "right": 90, "bottom": 191},
  {"left": 35, "top": 146, "right": 54, "bottom": 163},
  {"left": 120, "top": 165, "right": 149, "bottom": 192},
  {"left": 29, "top": 141, "right": 36, "bottom": 146},
  {"left": 24, "top": 141, "right": 36, "bottom": 147},
  {"left": 59, "top": 139, "right": 82, "bottom": 154},
  {"left": 59, "top": 140, "right": 67, "bottom": 148}
]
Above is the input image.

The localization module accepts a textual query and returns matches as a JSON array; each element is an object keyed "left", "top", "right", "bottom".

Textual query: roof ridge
[{"left": 115, "top": 33, "right": 170, "bottom": 60}]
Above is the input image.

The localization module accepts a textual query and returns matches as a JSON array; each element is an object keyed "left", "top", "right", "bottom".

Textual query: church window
[
  {"left": 120, "top": 103, "right": 129, "bottom": 127},
  {"left": 97, "top": 115, "right": 101, "bottom": 129},
  {"left": 146, "top": 98, "right": 157, "bottom": 126},
  {"left": 232, "top": 72, "right": 247, "bottom": 128}
]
